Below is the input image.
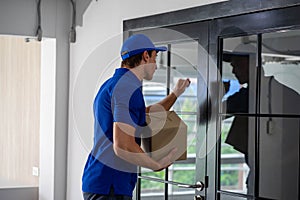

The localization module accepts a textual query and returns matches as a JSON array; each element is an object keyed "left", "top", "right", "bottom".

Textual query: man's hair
[{"left": 121, "top": 50, "right": 154, "bottom": 68}]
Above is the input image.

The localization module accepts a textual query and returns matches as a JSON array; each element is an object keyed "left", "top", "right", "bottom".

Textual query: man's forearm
[
  {"left": 113, "top": 122, "right": 160, "bottom": 170},
  {"left": 146, "top": 92, "right": 177, "bottom": 112},
  {"left": 113, "top": 122, "right": 173, "bottom": 171},
  {"left": 113, "top": 143, "right": 161, "bottom": 170}
]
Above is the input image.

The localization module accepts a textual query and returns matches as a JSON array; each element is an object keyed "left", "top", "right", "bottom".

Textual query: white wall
[
  {"left": 68, "top": 0, "right": 227, "bottom": 199},
  {"left": 39, "top": 38, "right": 56, "bottom": 200}
]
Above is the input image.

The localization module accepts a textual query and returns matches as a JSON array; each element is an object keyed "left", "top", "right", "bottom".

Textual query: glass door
[
  {"left": 214, "top": 6, "right": 300, "bottom": 200},
  {"left": 218, "top": 27, "right": 300, "bottom": 200},
  {"left": 131, "top": 21, "right": 209, "bottom": 200},
  {"left": 259, "top": 29, "right": 300, "bottom": 200}
]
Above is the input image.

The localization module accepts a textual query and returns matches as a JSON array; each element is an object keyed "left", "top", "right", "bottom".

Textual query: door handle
[
  {"left": 139, "top": 176, "right": 205, "bottom": 191},
  {"left": 177, "top": 181, "right": 204, "bottom": 191}
]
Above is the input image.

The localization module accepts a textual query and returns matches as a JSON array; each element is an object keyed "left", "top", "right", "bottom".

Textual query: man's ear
[{"left": 142, "top": 51, "right": 149, "bottom": 62}]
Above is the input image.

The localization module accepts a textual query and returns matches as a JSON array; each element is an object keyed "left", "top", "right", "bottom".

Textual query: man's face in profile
[{"left": 230, "top": 57, "right": 249, "bottom": 85}]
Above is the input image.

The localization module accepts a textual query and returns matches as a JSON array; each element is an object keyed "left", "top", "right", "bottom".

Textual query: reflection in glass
[
  {"left": 259, "top": 117, "right": 299, "bottom": 199},
  {"left": 261, "top": 30, "right": 300, "bottom": 115},
  {"left": 220, "top": 36, "right": 257, "bottom": 195},
  {"left": 259, "top": 30, "right": 300, "bottom": 200},
  {"left": 220, "top": 116, "right": 254, "bottom": 195},
  {"left": 220, "top": 30, "right": 300, "bottom": 200},
  {"left": 221, "top": 36, "right": 257, "bottom": 115}
]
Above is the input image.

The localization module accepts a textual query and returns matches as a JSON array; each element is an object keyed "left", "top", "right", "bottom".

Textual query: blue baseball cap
[{"left": 120, "top": 34, "right": 167, "bottom": 60}]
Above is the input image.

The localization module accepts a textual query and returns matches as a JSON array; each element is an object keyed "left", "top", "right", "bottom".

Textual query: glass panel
[
  {"left": 167, "top": 114, "right": 198, "bottom": 198},
  {"left": 219, "top": 192, "right": 252, "bottom": 200},
  {"left": 140, "top": 177, "right": 165, "bottom": 200},
  {"left": 168, "top": 183, "right": 196, "bottom": 200},
  {"left": 259, "top": 117, "right": 299, "bottom": 199},
  {"left": 170, "top": 41, "right": 198, "bottom": 113},
  {"left": 141, "top": 49, "right": 167, "bottom": 197},
  {"left": 220, "top": 35, "right": 257, "bottom": 196},
  {"left": 261, "top": 30, "right": 300, "bottom": 115},
  {"left": 143, "top": 50, "right": 167, "bottom": 106},
  {"left": 168, "top": 41, "right": 199, "bottom": 193},
  {"left": 178, "top": 114, "right": 197, "bottom": 155},
  {"left": 221, "top": 36, "right": 257, "bottom": 115},
  {"left": 142, "top": 40, "right": 200, "bottom": 198},
  {"left": 220, "top": 116, "right": 255, "bottom": 195}
]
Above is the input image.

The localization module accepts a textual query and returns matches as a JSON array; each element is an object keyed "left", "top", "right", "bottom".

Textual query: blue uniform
[{"left": 82, "top": 68, "right": 146, "bottom": 197}]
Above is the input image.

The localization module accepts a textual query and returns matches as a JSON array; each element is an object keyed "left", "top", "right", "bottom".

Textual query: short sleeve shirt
[{"left": 82, "top": 68, "right": 146, "bottom": 196}]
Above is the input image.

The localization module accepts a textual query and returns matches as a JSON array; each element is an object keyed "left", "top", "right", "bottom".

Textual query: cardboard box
[{"left": 141, "top": 111, "right": 187, "bottom": 161}]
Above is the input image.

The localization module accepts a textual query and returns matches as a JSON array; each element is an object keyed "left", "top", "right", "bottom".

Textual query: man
[
  {"left": 223, "top": 52, "right": 251, "bottom": 192},
  {"left": 223, "top": 53, "right": 249, "bottom": 158},
  {"left": 82, "top": 34, "right": 190, "bottom": 200}
]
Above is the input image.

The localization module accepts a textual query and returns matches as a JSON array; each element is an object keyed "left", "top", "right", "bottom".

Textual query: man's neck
[{"left": 122, "top": 65, "right": 143, "bottom": 81}]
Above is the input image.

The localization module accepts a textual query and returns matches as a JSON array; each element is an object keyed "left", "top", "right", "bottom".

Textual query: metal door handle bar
[{"left": 138, "top": 175, "right": 204, "bottom": 191}]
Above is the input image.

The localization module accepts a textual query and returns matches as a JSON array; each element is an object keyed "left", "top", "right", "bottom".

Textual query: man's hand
[
  {"left": 146, "top": 78, "right": 191, "bottom": 112},
  {"left": 173, "top": 78, "right": 191, "bottom": 97}
]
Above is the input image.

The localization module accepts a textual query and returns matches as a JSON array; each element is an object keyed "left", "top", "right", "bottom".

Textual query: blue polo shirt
[{"left": 82, "top": 68, "right": 146, "bottom": 196}]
